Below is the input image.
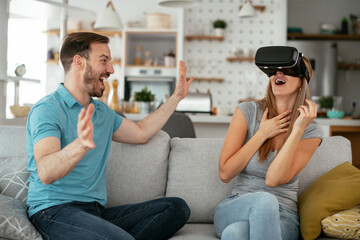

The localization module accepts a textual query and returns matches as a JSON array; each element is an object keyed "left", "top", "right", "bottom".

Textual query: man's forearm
[{"left": 35, "top": 138, "right": 89, "bottom": 185}]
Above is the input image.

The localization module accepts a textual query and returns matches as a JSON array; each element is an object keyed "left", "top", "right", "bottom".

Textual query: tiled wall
[{"left": 183, "top": 0, "right": 287, "bottom": 113}]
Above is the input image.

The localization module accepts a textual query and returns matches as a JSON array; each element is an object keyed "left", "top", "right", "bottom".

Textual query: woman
[{"left": 214, "top": 46, "right": 323, "bottom": 240}]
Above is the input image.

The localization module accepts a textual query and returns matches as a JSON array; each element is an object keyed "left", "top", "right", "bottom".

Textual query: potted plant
[
  {"left": 318, "top": 96, "right": 333, "bottom": 118},
  {"left": 133, "top": 86, "right": 155, "bottom": 114},
  {"left": 213, "top": 19, "right": 227, "bottom": 37}
]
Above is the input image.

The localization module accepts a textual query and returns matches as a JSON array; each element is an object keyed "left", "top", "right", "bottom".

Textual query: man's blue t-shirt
[{"left": 26, "top": 83, "right": 123, "bottom": 217}]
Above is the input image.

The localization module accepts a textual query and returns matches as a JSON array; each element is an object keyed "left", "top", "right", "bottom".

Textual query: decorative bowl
[
  {"left": 10, "top": 104, "right": 31, "bottom": 118},
  {"left": 326, "top": 110, "right": 344, "bottom": 119}
]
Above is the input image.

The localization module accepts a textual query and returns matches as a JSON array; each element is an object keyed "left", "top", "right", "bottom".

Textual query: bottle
[
  {"left": 134, "top": 46, "right": 143, "bottom": 66},
  {"left": 341, "top": 17, "right": 348, "bottom": 34},
  {"left": 110, "top": 80, "right": 120, "bottom": 112}
]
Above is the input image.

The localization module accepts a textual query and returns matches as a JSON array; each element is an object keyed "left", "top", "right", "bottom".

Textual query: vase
[
  {"left": 214, "top": 28, "right": 224, "bottom": 37},
  {"left": 140, "top": 102, "right": 151, "bottom": 114}
]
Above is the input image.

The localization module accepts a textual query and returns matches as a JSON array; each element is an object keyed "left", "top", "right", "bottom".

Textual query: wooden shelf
[
  {"left": 125, "top": 65, "right": 176, "bottom": 68},
  {"left": 46, "top": 59, "right": 122, "bottom": 65},
  {"left": 226, "top": 57, "right": 254, "bottom": 62},
  {"left": 111, "top": 59, "right": 122, "bottom": 65},
  {"left": 45, "top": 29, "right": 122, "bottom": 37},
  {"left": 185, "top": 35, "right": 224, "bottom": 41},
  {"left": 188, "top": 77, "right": 224, "bottom": 82},
  {"left": 287, "top": 33, "right": 360, "bottom": 41},
  {"left": 338, "top": 62, "right": 360, "bottom": 70},
  {"left": 46, "top": 59, "right": 59, "bottom": 64}
]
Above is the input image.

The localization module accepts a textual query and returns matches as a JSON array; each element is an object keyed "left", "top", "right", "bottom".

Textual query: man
[{"left": 26, "top": 32, "right": 193, "bottom": 240}]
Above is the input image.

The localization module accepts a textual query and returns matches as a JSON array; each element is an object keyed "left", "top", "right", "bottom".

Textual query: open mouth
[{"left": 275, "top": 78, "right": 286, "bottom": 85}]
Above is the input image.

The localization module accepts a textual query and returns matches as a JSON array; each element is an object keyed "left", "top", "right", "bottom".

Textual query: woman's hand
[
  {"left": 258, "top": 108, "right": 291, "bottom": 139},
  {"left": 294, "top": 99, "right": 317, "bottom": 131}
]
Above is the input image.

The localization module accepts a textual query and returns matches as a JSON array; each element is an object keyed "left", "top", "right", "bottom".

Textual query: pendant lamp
[
  {"left": 158, "top": 0, "right": 200, "bottom": 8},
  {"left": 238, "top": 0, "right": 256, "bottom": 18},
  {"left": 94, "top": 1, "right": 123, "bottom": 30}
]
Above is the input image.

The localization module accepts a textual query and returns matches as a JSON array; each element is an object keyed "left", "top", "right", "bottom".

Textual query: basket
[{"left": 147, "top": 13, "right": 171, "bottom": 29}]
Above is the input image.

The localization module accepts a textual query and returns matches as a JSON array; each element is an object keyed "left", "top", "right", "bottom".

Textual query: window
[{"left": 6, "top": 18, "right": 46, "bottom": 119}]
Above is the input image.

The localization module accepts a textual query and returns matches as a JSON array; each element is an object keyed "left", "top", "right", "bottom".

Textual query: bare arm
[
  {"left": 34, "top": 104, "right": 95, "bottom": 185},
  {"left": 266, "top": 99, "right": 321, "bottom": 187},
  {"left": 219, "top": 107, "right": 291, "bottom": 183},
  {"left": 112, "top": 60, "right": 193, "bottom": 144}
]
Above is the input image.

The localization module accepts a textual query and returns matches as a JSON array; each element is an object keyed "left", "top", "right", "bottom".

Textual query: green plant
[
  {"left": 133, "top": 86, "right": 155, "bottom": 102},
  {"left": 319, "top": 96, "right": 333, "bottom": 109},
  {"left": 213, "top": 19, "right": 227, "bottom": 29}
]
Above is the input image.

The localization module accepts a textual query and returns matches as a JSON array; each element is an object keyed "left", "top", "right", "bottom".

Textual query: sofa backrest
[
  {"left": 164, "top": 135, "right": 352, "bottom": 223},
  {"left": 298, "top": 136, "right": 352, "bottom": 195},
  {"left": 165, "top": 137, "right": 236, "bottom": 223},
  {"left": 106, "top": 130, "right": 170, "bottom": 207},
  {"left": 0, "top": 125, "right": 27, "bottom": 157}
]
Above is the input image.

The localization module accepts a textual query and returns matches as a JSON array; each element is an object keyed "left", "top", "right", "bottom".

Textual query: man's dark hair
[{"left": 60, "top": 32, "right": 109, "bottom": 73}]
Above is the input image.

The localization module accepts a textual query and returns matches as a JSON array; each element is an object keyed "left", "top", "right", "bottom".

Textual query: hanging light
[
  {"left": 94, "top": 1, "right": 123, "bottom": 30},
  {"left": 238, "top": 0, "right": 256, "bottom": 18},
  {"left": 158, "top": 0, "right": 200, "bottom": 8}
]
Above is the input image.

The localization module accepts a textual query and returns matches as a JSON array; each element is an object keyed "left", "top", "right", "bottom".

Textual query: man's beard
[{"left": 83, "top": 64, "right": 105, "bottom": 98}]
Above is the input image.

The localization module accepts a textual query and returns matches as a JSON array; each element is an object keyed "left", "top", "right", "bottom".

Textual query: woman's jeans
[
  {"left": 214, "top": 192, "right": 299, "bottom": 240},
  {"left": 29, "top": 197, "right": 190, "bottom": 240}
]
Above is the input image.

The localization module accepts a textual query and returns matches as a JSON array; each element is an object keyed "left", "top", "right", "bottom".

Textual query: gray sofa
[{"left": 0, "top": 125, "right": 352, "bottom": 240}]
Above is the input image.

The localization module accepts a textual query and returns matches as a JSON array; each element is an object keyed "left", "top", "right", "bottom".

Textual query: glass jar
[{"left": 144, "top": 51, "right": 152, "bottom": 66}]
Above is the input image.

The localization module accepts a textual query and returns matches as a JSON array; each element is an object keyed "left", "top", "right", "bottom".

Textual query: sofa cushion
[
  {"left": 169, "top": 223, "right": 218, "bottom": 240},
  {"left": 0, "top": 194, "right": 42, "bottom": 240},
  {"left": 166, "top": 138, "right": 235, "bottom": 223},
  {"left": 298, "top": 162, "right": 360, "bottom": 240},
  {"left": 0, "top": 157, "right": 29, "bottom": 202},
  {"left": 106, "top": 130, "right": 170, "bottom": 207}
]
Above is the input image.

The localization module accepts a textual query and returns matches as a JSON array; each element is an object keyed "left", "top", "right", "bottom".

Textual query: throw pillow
[
  {"left": 298, "top": 162, "right": 360, "bottom": 240},
  {"left": 321, "top": 205, "right": 360, "bottom": 239},
  {"left": 0, "top": 157, "right": 30, "bottom": 202},
  {"left": 0, "top": 194, "right": 42, "bottom": 240}
]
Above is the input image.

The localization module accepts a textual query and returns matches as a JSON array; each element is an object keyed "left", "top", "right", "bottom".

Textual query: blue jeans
[
  {"left": 214, "top": 192, "right": 299, "bottom": 240},
  {"left": 30, "top": 197, "right": 190, "bottom": 240}
]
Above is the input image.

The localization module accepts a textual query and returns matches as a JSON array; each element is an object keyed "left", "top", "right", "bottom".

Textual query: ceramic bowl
[{"left": 326, "top": 110, "right": 344, "bottom": 119}]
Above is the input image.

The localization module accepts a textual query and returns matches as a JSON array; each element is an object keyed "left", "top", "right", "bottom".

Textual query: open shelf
[
  {"left": 287, "top": 33, "right": 360, "bottom": 41},
  {"left": 188, "top": 77, "right": 224, "bottom": 82},
  {"left": 45, "top": 29, "right": 122, "bottom": 37},
  {"left": 338, "top": 62, "right": 360, "bottom": 70},
  {"left": 226, "top": 57, "right": 254, "bottom": 62},
  {"left": 185, "top": 35, "right": 224, "bottom": 41}
]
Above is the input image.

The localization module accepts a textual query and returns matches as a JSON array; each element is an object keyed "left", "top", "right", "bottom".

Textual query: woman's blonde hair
[{"left": 245, "top": 57, "right": 313, "bottom": 162}]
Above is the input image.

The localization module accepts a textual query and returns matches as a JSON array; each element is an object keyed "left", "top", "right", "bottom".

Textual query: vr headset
[{"left": 255, "top": 46, "right": 310, "bottom": 83}]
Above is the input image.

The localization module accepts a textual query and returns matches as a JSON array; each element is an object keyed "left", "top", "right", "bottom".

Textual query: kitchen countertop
[{"left": 124, "top": 113, "right": 360, "bottom": 126}]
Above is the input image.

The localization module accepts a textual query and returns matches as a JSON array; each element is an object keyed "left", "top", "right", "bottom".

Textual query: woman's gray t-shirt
[{"left": 231, "top": 101, "right": 323, "bottom": 212}]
